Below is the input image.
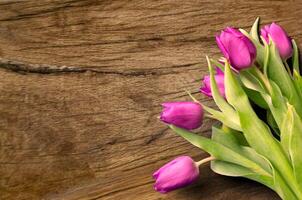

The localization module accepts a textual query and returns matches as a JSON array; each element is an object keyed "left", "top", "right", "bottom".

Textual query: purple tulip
[
  {"left": 200, "top": 68, "right": 225, "bottom": 98},
  {"left": 216, "top": 27, "right": 257, "bottom": 70},
  {"left": 160, "top": 102, "right": 203, "bottom": 130},
  {"left": 261, "top": 23, "right": 293, "bottom": 59},
  {"left": 153, "top": 156, "right": 199, "bottom": 193}
]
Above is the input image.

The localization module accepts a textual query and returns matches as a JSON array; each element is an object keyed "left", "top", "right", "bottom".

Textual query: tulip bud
[
  {"left": 261, "top": 23, "right": 293, "bottom": 59},
  {"left": 216, "top": 27, "right": 257, "bottom": 70},
  {"left": 153, "top": 156, "right": 199, "bottom": 193},
  {"left": 160, "top": 102, "right": 203, "bottom": 130},
  {"left": 200, "top": 68, "right": 225, "bottom": 98}
]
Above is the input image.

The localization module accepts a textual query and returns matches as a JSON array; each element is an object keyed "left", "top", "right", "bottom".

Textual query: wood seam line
[{"left": 0, "top": 58, "right": 204, "bottom": 76}]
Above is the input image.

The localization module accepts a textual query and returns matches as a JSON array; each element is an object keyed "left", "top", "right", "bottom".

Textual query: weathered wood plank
[{"left": 0, "top": 0, "right": 300, "bottom": 199}]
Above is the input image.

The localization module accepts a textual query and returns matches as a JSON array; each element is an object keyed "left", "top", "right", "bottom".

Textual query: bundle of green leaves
[{"left": 154, "top": 18, "right": 302, "bottom": 200}]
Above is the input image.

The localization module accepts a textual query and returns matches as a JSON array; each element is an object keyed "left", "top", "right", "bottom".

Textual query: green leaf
[
  {"left": 282, "top": 105, "right": 302, "bottom": 189},
  {"left": 207, "top": 57, "right": 238, "bottom": 116},
  {"left": 224, "top": 61, "right": 302, "bottom": 197},
  {"left": 268, "top": 41, "right": 290, "bottom": 88},
  {"left": 241, "top": 147, "right": 272, "bottom": 174},
  {"left": 292, "top": 39, "right": 300, "bottom": 74},
  {"left": 220, "top": 125, "right": 248, "bottom": 146},
  {"left": 210, "top": 58, "right": 225, "bottom": 72},
  {"left": 274, "top": 170, "right": 299, "bottom": 200},
  {"left": 281, "top": 105, "right": 293, "bottom": 156},
  {"left": 202, "top": 105, "right": 242, "bottom": 131},
  {"left": 212, "top": 126, "right": 271, "bottom": 174},
  {"left": 262, "top": 38, "right": 270, "bottom": 76},
  {"left": 292, "top": 70, "right": 302, "bottom": 99},
  {"left": 211, "top": 125, "right": 244, "bottom": 150},
  {"left": 205, "top": 57, "right": 241, "bottom": 131},
  {"left": 267, "top": 111, "right": 280, "bottom": 135},
  {"left": 211, "top": 125, "right": 275, "bottom": 191},
  {"left": 267, "top": 41, "right": 302, "bottom": 118},
  {"left": 224, "top": 60, "right": 282, "bottom": 165},
  {"left": 211, "top": 160, "right": 274, "bottom": 190},
  {"left": 250, "top": 17, "right": 260, "bottom": 43},
  {"left": 214, "top": 129, "right": 297, "bottom": 200},
  {"left": 211, "top": 160, "right": 253, "bottom": 176},
  {"left": 169, "top": 125, "right": 270, "bottom": 176},
  {"left": 261, "top": 80, "right": 287, "bottom": 130},
  {"left": 239, "top": 68, "right": 269, "bottom": 109},
  {"left": 240, "top": 69, "right": 267, "bottom": 93},
  {"left": 244, "top": 88, "right": 268, "bottom": 109}
]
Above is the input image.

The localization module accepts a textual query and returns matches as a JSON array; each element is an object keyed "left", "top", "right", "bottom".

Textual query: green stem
[
  {"left": 196, "top": 156, "right": 215, "bottom": 166},
  {"left": 251, "top": 66, "right": 273, "bottom": 94},
  {"left": 283, "top": 61, "right": 292, "bottom": 76}
]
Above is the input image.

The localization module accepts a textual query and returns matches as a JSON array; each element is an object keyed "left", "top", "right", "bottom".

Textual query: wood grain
[{"left": 1, "top": 0, "right": 301, "bottom": 199}]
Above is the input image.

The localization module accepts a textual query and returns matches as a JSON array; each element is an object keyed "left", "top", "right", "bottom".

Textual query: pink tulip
[
  {"left": 200, "top": 68, "right": 225, "bottom": 98},
  {"left": 160, "top": 102, "right": 203, "bottom": 130},
  {"left": 153, "top": 156, "right": 199, "bottom": 193},
  {"left": 216, "top": 27, "right": 256, "bottom": 70},
  {"left": 261, "top": 23, "right": 293, "bottom": 59}
]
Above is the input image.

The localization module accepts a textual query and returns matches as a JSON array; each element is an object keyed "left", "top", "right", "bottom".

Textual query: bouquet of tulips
[{"left": 152, "top": 18, "right": 302, "bottom": 200}]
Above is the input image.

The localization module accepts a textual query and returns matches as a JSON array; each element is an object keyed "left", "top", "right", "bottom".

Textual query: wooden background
[{"left": 1, "top": 0, "right": 301, "bottom": 199}]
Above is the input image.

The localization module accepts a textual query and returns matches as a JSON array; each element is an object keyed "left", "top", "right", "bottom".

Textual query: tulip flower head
[
  {"left": 216, "top": 27, "right": 257, "bottom": 70},
  {"left": 200, "top": 67, "right": 225, "bottom": 98},
  {"left": 160, "top": 102, "right": 203, "bottom": 130},
  {"left": 153, "top": 156, "right": 199, "bottom": 193},
  {"left": 261, "top": 23, "right": 293, "bottom": 60}
]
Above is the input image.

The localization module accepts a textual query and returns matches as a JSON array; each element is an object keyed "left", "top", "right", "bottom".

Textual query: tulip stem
[
  {"left": 283, "top": 61, "right": 292, "bottom": 75},
  {"left": 252, "top": 66, "right": 273, "bottom": 94},
  {"left": 196, "top": 156, "right": 215, "bottom": 166},
  {"left": 185, "top": 90, "right": 200, "bottom": 103}
]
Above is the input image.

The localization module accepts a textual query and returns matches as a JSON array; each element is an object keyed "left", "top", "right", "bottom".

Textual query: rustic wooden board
[{"left": 1, "top": 0, "right": 301, "bottom": 199}]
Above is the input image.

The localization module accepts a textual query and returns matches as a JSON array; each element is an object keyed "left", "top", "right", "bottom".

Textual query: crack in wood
[
  {"left": 0, "top": 58, "right": 202, "bottom": 76},
  {"left": 145, "top": 127, "right": 169, "bottom": 145},
  {"left": 0, "top": 0, "right": 93, "bottom": 22}
]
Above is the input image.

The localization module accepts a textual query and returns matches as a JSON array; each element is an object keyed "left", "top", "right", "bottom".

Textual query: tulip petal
[
  {"left": 200, "top": 86, "right": 212, "bottom": 97},
  {"left": 153, "top": 156, "right": 199, "bottom": 193},
  {"left": 269, "top": 23, "right": 292, "bottom": 59},
  {"left": 216, "top": 35, "right": 229, "bottom": 59},
  {"left": 160, "top": 102, "right": 203, "bottom": 130},
  {"left": 261, "top": 23, "right": 293, "bottom": 59},
  {"left": 261, "top": 25, "right": 270, "bottom": 43},
  {"left": 216, "top": 27, "right": 256, "bottom": 70},
  {"left": 226, "top": 35, "right": 253, "bottom": 69}
]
